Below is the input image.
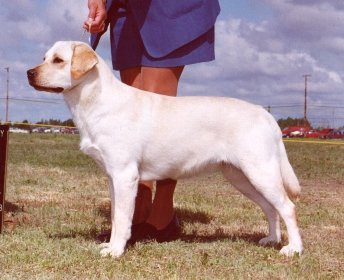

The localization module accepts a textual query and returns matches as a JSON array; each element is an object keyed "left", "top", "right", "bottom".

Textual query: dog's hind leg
[
  {"left": 100, "top": 166, "right": 139, "bottom": 258},
  {"left": 222, "top": 165, "right": 281, "bottom": 246},
  {"left": 239, "top": 161, "right": 303, "bottom": 256}
]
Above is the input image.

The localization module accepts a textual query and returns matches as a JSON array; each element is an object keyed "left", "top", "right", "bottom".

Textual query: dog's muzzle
[{"left": 27, "top": 69, "right": 64, "bottom": 93}]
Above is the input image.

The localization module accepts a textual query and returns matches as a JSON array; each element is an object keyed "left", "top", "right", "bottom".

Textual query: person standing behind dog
[{"left": 84, "top": 0, "right": 220, "bottom": 242}]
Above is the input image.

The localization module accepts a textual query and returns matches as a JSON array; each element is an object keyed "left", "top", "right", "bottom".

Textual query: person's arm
[{"left": 83, "top": 0, "right": 106, "bottom": 33}]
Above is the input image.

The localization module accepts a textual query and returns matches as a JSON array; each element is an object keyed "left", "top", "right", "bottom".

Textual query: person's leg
[
  {"left": 141, "top": 66, "right": 184, "bottom": 97},
  {"left": 120, "top": 67, "right": 142, "bottom": 89},
  {"left": 140, "top": 66, "right": 184, "bottom": 230}
]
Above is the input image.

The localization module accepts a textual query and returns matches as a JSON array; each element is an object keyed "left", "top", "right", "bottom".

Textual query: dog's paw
[
  {"left": 259, "top": 236, "right": 281, "bottom": 246},
  {"left": 99, "top": 243, "right": 125, "bottom": 258},
  {"left": 279, "top": 244, "right": 303, "bottom": 257}
]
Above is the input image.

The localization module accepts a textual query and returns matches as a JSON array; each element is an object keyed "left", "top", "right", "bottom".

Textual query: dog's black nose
[{"left": 27, "top": 69, "right": 36, "bottom": 79}]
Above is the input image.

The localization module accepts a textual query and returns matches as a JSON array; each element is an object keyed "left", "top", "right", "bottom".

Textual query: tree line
[
  {"left": 4, "top": 117, "right": 342, "bottom": 130},
  {"left": 5, "top": 119, "right": 75, "bottom": 129}
]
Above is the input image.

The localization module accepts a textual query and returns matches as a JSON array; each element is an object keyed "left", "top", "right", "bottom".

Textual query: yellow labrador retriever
[{"left": 27, "top": 41, "right": 303, "bottom": 258}]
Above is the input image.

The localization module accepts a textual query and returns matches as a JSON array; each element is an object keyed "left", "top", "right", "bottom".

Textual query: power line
[
  {"left": 308, "top": 105, "right": 344, "bottom": 109},
  {"left": 265, "top": 104, "right": 303, "bottom": 108},
  {"left": 1, "top": 96, "right": 342, "bottom": 109},
  {"left": 265, "top": 104, "right": 344, "bottom": 109},
  {"left": 0, "top": 97, "right": 64, "bottom": 104}
]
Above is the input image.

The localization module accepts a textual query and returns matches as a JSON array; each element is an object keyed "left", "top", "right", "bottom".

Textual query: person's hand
[{"left": 83, "top": 0, "right": 106, "bottom": 33}]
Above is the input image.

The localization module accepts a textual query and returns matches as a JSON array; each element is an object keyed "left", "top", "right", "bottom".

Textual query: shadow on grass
[
  {"left": 175, "top": 207, "right": 212, "bottom": 224},
  {"left": 181, "top": 229, "right": 268, "bottom": 246},
  {"left": 3, "top": 201, "right": 30, "bottom": 233},
  {"left": 181, "top": 232, "right": 283, "bottom": 251},
  {"left": 96, "top": 204, "right": 213, "bottom": 225},
  {"left": 46, "top": 206, "right": 279, "bottom": 249},
  {"left": 4, "top": 201, "right": 23, "bottom": 212},
  {"left": 95, "top": 207, "right": 273, "bottom": 247},
  {"left": 47, "top": 228, "right": 99, "bottom": 241},
  {"left": 176, "top": 208, "right": 276, "bottom": 247}
]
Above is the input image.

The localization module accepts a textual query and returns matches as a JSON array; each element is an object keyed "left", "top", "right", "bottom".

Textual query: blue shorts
[{"left": 109, "top": 8, "right": 215, "bottom": 70}]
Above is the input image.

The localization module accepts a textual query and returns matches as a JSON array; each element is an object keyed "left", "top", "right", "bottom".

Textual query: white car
[{"left": 9, "top": 127, "right": 29, "bottom": 134}]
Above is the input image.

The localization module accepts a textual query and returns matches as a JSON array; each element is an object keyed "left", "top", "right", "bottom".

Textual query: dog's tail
[{"left": 279, "top": 140, "right": 301, "bottom": 199}]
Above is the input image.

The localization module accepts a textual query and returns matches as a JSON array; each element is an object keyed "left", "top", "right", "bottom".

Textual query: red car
[
  {"left": 323, "top": 129, "right": 344, "bottom": 139},
  {"left": 305, "top": 128, "right": 344, "bottom": 139},
  {"left": 282, "top": 126, "right": 310, "bottom": 138},
  {"left": 305, "top": 130, "right": 320, "bottom": 138}
]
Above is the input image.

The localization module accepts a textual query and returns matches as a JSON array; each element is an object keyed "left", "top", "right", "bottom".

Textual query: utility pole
[
  {"left": 0, "top": 68, "right": 9, "bottom": 234},
  {"left": 5, "top": 67, "right": 9, "bottom": 123},
  {"left": 303, "top": 74, "right": 311, "bottom": 126}
]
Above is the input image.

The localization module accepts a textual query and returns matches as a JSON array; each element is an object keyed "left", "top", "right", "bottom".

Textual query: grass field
[{"left": 1, "top": 134, "right": 343, "bottom": 279}]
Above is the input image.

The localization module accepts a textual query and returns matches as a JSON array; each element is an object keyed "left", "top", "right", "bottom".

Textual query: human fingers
[
  {"left": 88, "top": 19, "right": 106, "bottom": 32},
  {"left": 84, "top": 0, "right": 106, "bottom": 32},
  {"left": 84, "top": 18, "right": 106, "bottom": 33}
]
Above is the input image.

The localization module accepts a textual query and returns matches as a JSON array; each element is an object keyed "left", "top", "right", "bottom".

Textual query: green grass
[{"left": 1, "top": 134, "right": 343, "bottom": 279}]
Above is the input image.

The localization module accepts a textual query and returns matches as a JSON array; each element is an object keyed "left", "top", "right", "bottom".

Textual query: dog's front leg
[{"left": 100, "top": 168, "right": 139, "bottom": 258}]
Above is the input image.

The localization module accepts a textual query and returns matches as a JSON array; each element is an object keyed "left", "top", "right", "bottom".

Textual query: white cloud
[
  {"left": 183, "top": 18, "right": 343, "bottom": 92},
  {"left": 181, "top": 8, "right": 344, "bottom": 127},
  {"left": 0, "top": 0, "right": 343, "bottom": 127},
  {"left": 18, "top": 18, "right": 53, "bottom": 41}
]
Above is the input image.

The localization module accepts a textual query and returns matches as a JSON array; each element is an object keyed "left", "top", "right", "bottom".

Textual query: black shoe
[
  {"left": 97, "top": 215, "right": 181, "bottom": 244},
  {"left": 155, "top": 214, "right": 181, "bottom": 243},
  {"left": 129, "top": 214, "right": 181, "bottom": 244},
  {"left": 128, "top": 222, "right": 157, "bottom": 244}
]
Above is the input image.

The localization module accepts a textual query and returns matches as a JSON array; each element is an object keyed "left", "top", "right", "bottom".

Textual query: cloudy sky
[{"left": 1, "top": 0, "right": 344, "bottom": 127}]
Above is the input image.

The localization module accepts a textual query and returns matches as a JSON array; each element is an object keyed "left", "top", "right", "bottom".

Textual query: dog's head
[{"left": 27, "top": 41, "right": 98, "bottom": 93}]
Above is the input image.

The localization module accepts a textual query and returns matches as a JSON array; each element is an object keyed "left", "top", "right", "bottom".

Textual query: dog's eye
[{"left": 53, "top": 57, "right": 64, "bottom": 64}]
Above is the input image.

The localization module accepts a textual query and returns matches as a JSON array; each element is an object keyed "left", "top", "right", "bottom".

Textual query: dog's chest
[{"left": 80, "top": 138, "right": 104, "bottom": 167}]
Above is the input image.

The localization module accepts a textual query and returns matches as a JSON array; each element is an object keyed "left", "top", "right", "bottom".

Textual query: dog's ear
[{"left": 71, "top": 43, "right": 98, "bottom": 80}]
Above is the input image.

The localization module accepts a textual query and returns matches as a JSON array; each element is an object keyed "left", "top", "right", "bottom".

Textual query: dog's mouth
[
  {"left": 28, "top": 79, "right": 64, "bottom": 93},
  {"left": 31, "top": 84, "right": 64, "bottom": 93}
]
